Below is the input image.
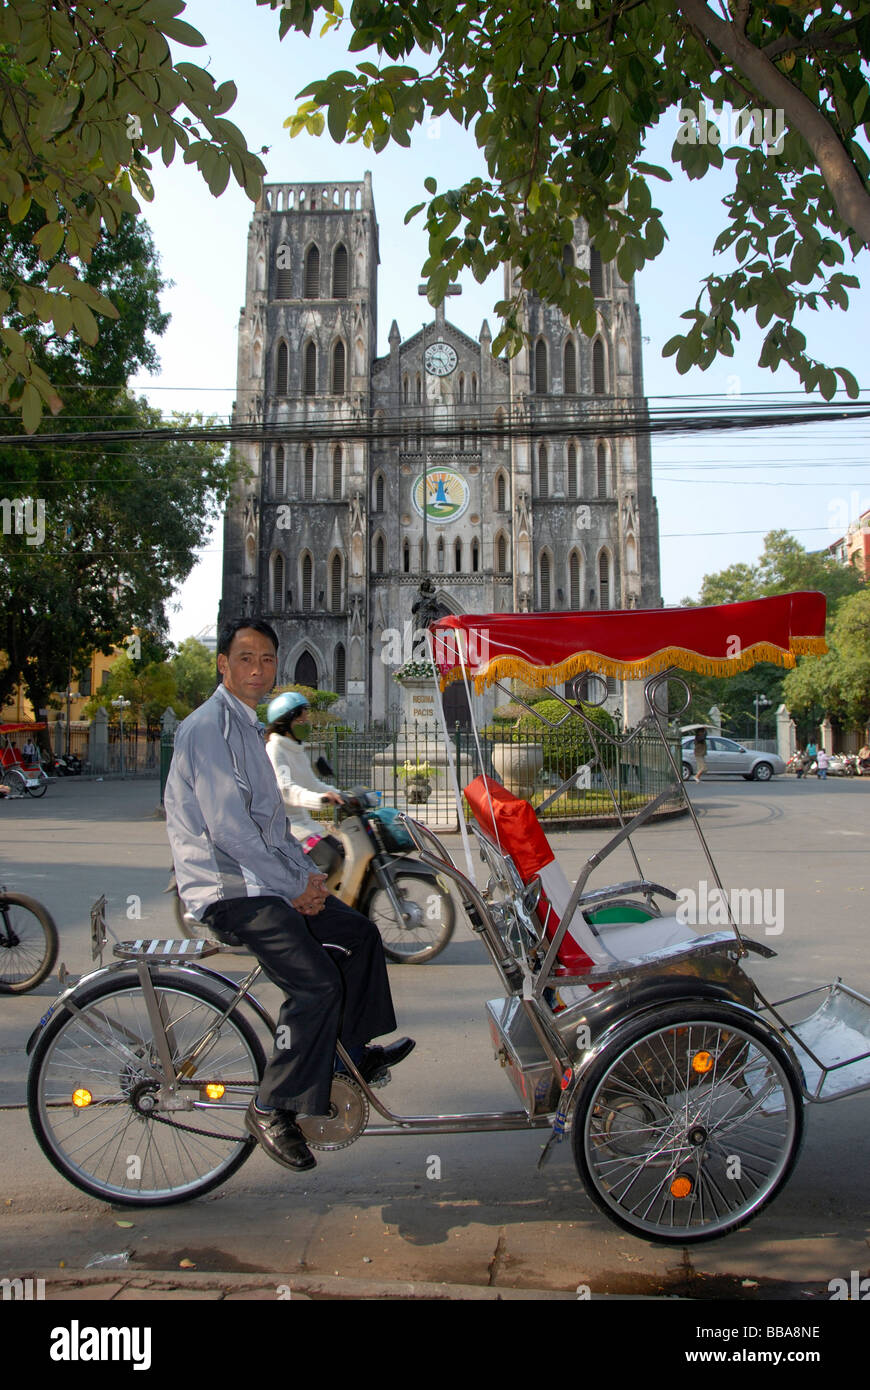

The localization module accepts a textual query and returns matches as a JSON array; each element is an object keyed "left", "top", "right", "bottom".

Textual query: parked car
[{"left": 681, "top": 735, "right": 786, "bottom": 782}]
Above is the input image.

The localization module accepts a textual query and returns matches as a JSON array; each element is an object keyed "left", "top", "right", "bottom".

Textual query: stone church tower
[{"left": 221, "top": 176, "right": 661, "bottom": 726}]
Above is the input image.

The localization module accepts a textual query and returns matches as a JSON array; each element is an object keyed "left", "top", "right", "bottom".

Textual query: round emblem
[
  {"left": 423, "top": 342, "right": 458, "bottom": 376},
  {"left": 412, "top": 469, "right": 470, "bottom": 524}
]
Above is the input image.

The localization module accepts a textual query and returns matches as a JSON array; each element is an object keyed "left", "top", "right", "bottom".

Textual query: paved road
[{"left": 1, "top": 774, "right": 868, "bottom": 1304}]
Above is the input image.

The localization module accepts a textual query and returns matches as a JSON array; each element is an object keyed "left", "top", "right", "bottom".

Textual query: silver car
[{"left": 681, "top": 736, "right": 786, "bottom": 782}]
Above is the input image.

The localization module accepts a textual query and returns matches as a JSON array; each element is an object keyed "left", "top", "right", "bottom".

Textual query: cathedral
[{"left": 220, "top": 172, "right": 662, "bottom": 726}]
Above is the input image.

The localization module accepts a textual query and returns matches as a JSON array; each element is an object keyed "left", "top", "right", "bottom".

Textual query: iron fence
[{"left": 303, "top": 720, "right": 684, "bottom": 826}]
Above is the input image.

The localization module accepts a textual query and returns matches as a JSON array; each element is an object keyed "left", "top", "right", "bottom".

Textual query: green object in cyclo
[{"left": 585, "top": 905, "right": 654, "bottom": 925}]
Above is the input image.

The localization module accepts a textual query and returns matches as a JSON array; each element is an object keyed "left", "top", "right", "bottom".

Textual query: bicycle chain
[{"left": 147, "top": 1111, "right": 254, "bottom": 1144}]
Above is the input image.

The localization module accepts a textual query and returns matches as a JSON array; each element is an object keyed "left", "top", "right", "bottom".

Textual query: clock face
[{"left": 424, "top": 342, "right": 458, "bottom": 376}]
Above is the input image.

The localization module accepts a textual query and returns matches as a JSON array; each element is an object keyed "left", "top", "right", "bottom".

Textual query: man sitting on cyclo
[{"left": 164, "top": 618, "right": 414, "bottom": 1174}]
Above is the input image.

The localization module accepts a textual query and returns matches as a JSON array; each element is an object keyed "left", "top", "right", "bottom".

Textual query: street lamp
[
  {"left": 65, "top": 688, "right": 74, "bottom": 757},
  {"left": 111, "top": 697, "right": 131, "bottom": 779},
  {"left": 753, "top": 693, "right": 771, "bottom": 748}
]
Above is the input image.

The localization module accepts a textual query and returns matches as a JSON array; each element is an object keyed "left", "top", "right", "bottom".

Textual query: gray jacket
[{"left": 164, "top": 683, "right": 313, "bottom": 919}]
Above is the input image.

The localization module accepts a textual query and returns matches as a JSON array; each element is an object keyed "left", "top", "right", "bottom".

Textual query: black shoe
[
  {"left": 244, "top": 1100, "right": 317, "bottom": 1171},
  {"left": 358, "top": 1037, "right": 416, "bottom": 1085}
]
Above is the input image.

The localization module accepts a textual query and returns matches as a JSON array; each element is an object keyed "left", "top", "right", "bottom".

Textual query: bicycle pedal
[{"left": 367, "top": 1066, "right": 391, "bottom": 1089}]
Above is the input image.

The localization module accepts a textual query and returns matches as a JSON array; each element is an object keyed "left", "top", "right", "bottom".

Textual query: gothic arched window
[
  {"left": 303, "top": 341, "right": 317, "bottom": 395},
  {"left": 333, "top": 643, "right": 346, "bottom": 695},
  {"left": 534, "top": 339, "right": 548, "bottom": 394},
  {"left": 273, "top": 445, "right": 285, "bottom": 496},
  {"left": 597, "top": 442, "right": 608, "bottom": 496},
  {"left": 329, "top": 553, "right": 343, "bottom": 613},
  {"left": 590, "top": 247, "right": 604, "bottom": 297},
  {"left": 593, "top": 339, "right": 606, "bottom": 395},
  {"left": 304, "top": 445, "right": 314, "bottom": 500},
  {"left": 275, "top": 341, "right": 288, "bottom": 396},
  {"left": 304, "top": 245, "right": 320, "bottom": 298},
  {"left": 271, "top": 553, "right": 284, "bottom": 611},
  {"left": 538, "top": 444, "right": 549, "bottom": 499},
  {"left": 598, "top": 551, "right": 610, "bottom": 609},
  {"left": 331, "top": 340, "right": 345, "bottom": 395},
  {"left": 539, "top": 552, "right": 551, "bottom": 610},
  {"left": 564, "top": 339, "right": 577, "bottom": 395},
  {"left": 332, "top": 244, "right": 348, "bottom": 298},
  {"left": 569, "top": 551, "right": 581, "bottom": 610},
  {"left": 301, "top": 554, "right": 313, "bottom": 611},
  {"left": 332, "top": 446, "right": 342, "bottom": 498},
  {"left": 275, "top": 256, "right": 291, "bottom": 299}
]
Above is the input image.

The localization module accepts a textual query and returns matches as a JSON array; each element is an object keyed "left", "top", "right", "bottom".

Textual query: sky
[{"left": 125, "top": 1, "right": 870, "bottom": 644}]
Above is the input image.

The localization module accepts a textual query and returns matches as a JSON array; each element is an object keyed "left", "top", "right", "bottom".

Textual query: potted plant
[
  {"left": 393, "top": 659, "right": 436, "bottom": 685},
  {"left": 398, "top": 759, "right": 438, "bottom": 803}
]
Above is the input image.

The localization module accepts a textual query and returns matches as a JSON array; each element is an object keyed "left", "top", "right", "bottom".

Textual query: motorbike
[
  {"left": 167, "top": 776, "right": 455, "bottom": 964},
  {"left": 24, "top": 589, "right": 870, "bottom": 1244},
  {"left": 826, "top": 753, "right": 856, "bottom": 776}
]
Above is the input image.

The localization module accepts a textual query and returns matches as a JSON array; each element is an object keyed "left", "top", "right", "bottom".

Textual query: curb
[{"left": 29, "top": 1269, "right": 587, "bottom": 1301}]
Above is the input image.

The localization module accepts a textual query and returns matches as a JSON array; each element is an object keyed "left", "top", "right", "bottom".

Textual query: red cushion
[{"left": 464, "top": 775, "right": 595, "bottom": 974}]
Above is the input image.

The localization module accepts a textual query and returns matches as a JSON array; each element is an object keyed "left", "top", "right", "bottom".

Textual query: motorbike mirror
[{"left": 314, "top": 755, "right": 334, "bottom": 780}]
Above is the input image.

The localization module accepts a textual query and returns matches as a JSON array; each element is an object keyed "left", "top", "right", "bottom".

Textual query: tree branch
[{"left": 679, "top": 0, "right": 870, "bottom": 246}]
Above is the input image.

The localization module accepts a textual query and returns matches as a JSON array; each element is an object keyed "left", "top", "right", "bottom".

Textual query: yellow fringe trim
[{"left": 439, "top": 636, "right": 828, "bottom": 693}]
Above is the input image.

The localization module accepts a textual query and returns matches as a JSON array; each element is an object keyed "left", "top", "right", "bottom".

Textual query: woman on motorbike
[{"left": 265, "top": 691, "right": 345, "bottom": 877}]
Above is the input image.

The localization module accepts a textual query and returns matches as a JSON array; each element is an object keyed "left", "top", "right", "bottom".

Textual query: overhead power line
[{"left": 3, "top": 397, "right": 870, "bottom": 450}]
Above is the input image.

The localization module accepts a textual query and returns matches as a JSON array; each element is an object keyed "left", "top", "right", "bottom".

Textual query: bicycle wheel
[
  {"left": 25, "top": 776, "right": 47, "bottom": 797},
  {"left": 28, "top": 968, "right": 266, "bottom": 1206},
  {"left": 572, "top": 1002, "right": 804, "bottom": 1243},
  {"left": 364, "top": 871, "right": 455, "bottom": 963},
  {"left": 0, "top": 892, "right": 58, "bottom": 993}
]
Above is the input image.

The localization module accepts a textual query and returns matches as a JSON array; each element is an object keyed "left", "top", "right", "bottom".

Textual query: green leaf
[
  {"left": 21, "top": 383, "right": 42, "bottom": 434},
  {"left": 8, "top": 195, "right": 32, "bottom": 224},
  {"left": 633, "top": 161, "right": 672, "bottom": 183},
  {"left": 33, "top": 221, "right": 65, "bottom": 260},
  {"left": 161, "top": 17, "right": 207, "bottom": 46},
  {"left": 404, "top": 202, "right": 425, "bottom": 224}
]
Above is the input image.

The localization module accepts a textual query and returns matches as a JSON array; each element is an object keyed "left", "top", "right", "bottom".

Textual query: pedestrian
[
  {"left": 22, "top": 737, "right": 37, "bottom": 766},
  {"left": 816, "top": 747, "right": 829, "bottom": 780},
  {"left": 164, "top": 618, "right": 414, "bottom": 1174},
  {"left": 264, "top": 690, "right": 345, "bottom": 878},
  {"left": 693, "top": 726, "right": 707, "bottom": 783},
  {"left": 794, "top": 747, "right": 806, "bottom": 779},
  {"left": 805, "top": 738, "right": 817, "bottom": 764}
]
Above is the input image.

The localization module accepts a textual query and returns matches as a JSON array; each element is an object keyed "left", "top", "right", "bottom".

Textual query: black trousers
[{"left": 202, "top": 895, "right": 397, "bottom": 1116}]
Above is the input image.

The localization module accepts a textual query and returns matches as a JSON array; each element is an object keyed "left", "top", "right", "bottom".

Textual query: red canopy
[
  {"left": 430, "top": 591, "right": 827, "bottom": 692},
  {"left": 0, "top": 722, "right": 47, "bottom": 733}
]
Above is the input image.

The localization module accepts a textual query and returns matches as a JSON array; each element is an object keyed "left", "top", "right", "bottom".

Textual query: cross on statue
[{"left": 418, "top": 280, "right": 461, "bottom": 326}]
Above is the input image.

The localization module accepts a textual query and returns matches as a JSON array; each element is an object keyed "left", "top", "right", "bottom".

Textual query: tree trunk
[{"left": 679, "top": 0, "right": 870, "bottom": 245}]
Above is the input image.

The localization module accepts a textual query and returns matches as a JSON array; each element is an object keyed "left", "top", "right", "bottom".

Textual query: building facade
[{"left": 221, "top": 173, "right": 662, "bottom": 725}]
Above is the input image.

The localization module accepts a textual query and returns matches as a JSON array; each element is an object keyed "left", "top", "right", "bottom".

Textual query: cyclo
[{"left": 25, "top": 591, "right": 870, "bottom": 1241}]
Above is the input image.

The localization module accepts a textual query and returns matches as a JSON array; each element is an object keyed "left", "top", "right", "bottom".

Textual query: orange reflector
[
  {"left": 692, "top": 1050, "right": 714, "bottom": 1074},
  {"left": 670, "top": 1175, "right": 693, "bottom": 1199},
  {"left": 204, "top": 1083, "right": 225, "bottom": 1100},
  {"left": 72, "top": 1088, "right": 93, "bottom": 1108}
]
